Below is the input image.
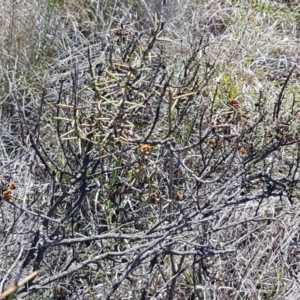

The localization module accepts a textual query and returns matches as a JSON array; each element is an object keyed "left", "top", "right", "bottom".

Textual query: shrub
[{"left": 1, "top": 1, "right": 300, "bottom": 299}]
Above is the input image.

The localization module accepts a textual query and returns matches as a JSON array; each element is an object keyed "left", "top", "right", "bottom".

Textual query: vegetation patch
[{"left": 0, "top": 0, "right": 300, "bottom": 299}]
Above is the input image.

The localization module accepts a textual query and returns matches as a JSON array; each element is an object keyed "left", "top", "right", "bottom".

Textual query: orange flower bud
[
  {"left": 2, "top": 189, "right": 13, "bottom": 201},
  {"left": 238, "top": 147, "right": 248, "bottom": 155},
  {"left": 149, "top": 193, "right": 160, "bottom": 203},
  {"left": 10, "top": 182, "right": 17, "bottom": 190},
  {"left": 3, "top": 190, "right": 11, "bottom": 196},
  {"left": 140, "top": 144, "right": 153, "bottom": 154},
  {"left": 230, "top": 99, "right": 240, "bottom": 108},
  {"left": 175, "top": 192, "right": 182, "bottom": 201}
]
